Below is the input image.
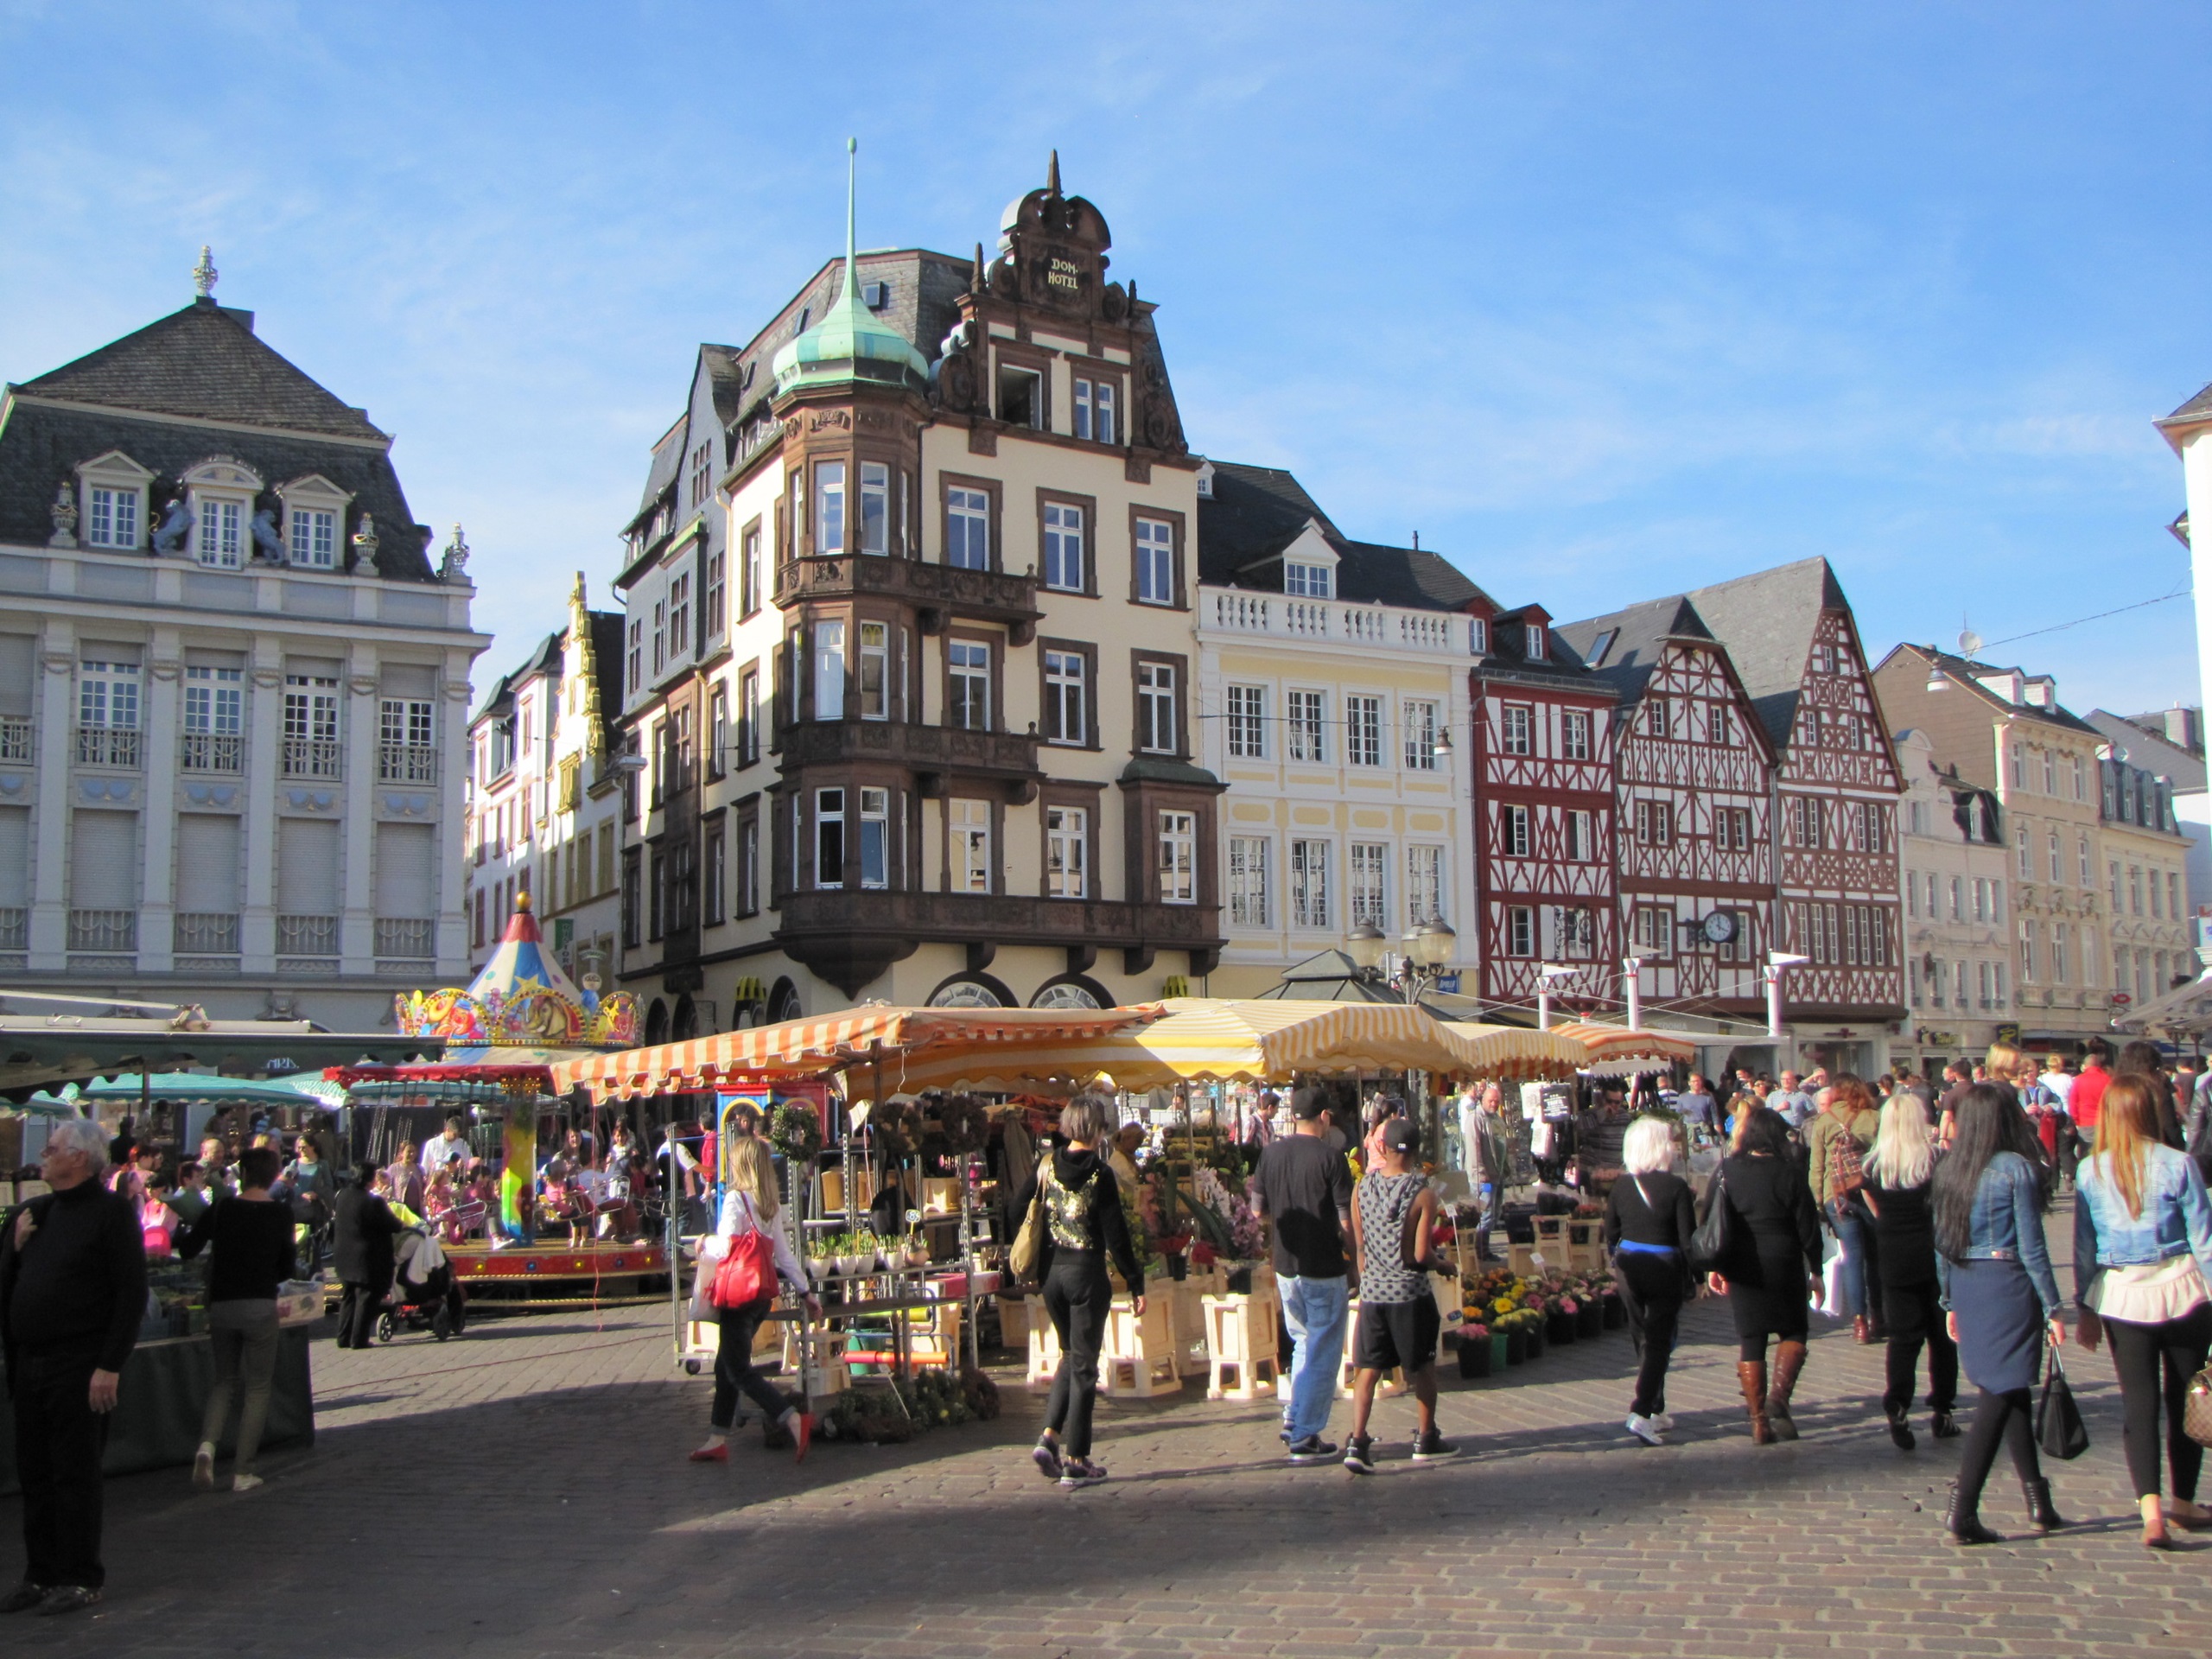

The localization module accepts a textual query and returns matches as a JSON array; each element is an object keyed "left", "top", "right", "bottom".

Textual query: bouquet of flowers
[{"left": 1192, "top": 1165, "right": 1265, "bottom": 1261}]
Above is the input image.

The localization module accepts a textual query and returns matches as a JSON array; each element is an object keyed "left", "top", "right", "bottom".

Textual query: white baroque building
[{"left": 0, "top": 264, "right": 488, "bottom": 1025}]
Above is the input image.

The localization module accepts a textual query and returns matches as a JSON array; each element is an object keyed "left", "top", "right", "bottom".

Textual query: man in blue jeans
[{"left": 1251, "top": 1088, "right": 1354, "bottom": 1463}]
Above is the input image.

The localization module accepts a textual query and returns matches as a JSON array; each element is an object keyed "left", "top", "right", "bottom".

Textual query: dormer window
[
  {"left": 1470, "top": 618, "right": 1489, "bottom": 654},
  {"left": 1195, "top": 461, "right": 1216, "bottom": 499},
  {"left": 1525, "top": 624, "right": 1546, "bottom": 661},
  {"left": 1586, "top": 628, "right": 1618, "bottom": 667},
  {"left": 289, "top": 508, "right": 336, "bottom": 567},
  {"left": 997, "top": 365, "right": 1043, "bottom": 429},
  {"left": 1284, "top": 562, "right": 1332, "bottom": 598},
  {"left": 181, "top": 459, "right": 264, "bottom": 571},
  {"left": 1073, "top": 376, "right": 1117, "bottom": 444},
  {"left": 280, "top": 470, "right": 357, "bottom": 569}
]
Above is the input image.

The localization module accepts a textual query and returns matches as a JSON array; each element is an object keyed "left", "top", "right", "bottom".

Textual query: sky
[{"left": 3, "top": 2, "right": 2209, "bottom": 719}]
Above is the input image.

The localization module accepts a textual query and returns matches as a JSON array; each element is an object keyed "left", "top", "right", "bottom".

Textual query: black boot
[
  {"left": 2021, "top": 1477, "right": 2066, "bottom": 1533},
  {"left": 1948, "top": 1485, "right": 2002, "bottom": 1546},
  {"left": 1885, "top": 1404, "right": 1916, "bottom": 1451},
  {"left": 1929, "top": 1409, "right": 1960, "bottom": 1440}
]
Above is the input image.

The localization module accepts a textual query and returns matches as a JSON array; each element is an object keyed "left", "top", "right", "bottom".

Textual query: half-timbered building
[
  {"left": 1466, "top": 606, "right": 1620, "bottom": 1014},
  {"left": 1558, "top": 595, "right": 1777, "bottom": 1025}
]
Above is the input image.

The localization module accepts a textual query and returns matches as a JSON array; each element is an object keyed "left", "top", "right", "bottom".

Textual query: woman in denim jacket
[
  {"left": 1933, "top": 1083, "right": 2067, "bottom": 1545},
  {"left": 2075, "top": 1072, "right": 2212, "bottom": 1548}
]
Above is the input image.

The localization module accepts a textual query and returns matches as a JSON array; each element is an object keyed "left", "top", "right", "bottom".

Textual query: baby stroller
[{"left": 378, "top": 1228, "right": 467, "bottom": 1343}]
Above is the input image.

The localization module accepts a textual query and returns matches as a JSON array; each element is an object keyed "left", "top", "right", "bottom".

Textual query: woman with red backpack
[{"left": 690, "top": 1135, "right": 817, "bottom": 1465}]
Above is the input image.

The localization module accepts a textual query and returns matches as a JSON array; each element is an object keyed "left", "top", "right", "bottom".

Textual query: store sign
[{"left": 1433, "top": 973, "right": 1461, "bottom": 995}]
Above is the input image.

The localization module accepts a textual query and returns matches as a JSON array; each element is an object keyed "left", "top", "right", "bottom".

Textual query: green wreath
[
  {"left": 934, "top": 1092, "right": 989, "bottom": 1154},
  {"left": 769, "top": 1100, "right": 823, "bottom": 1164}
]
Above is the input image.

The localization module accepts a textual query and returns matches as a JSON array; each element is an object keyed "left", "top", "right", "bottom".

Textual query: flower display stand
[
  {"left": 1170, "top": 1264, "right": 1223, "bottom": 1376},
  {"left": 996, "top": 1294, "right": 1032, "bottom": 1351},
  {"left": 1025, "top": 1295, "right": 1062, "bottom": 1391},
  {"left": 1505, "top": 1242, "right": 1543, "bottom": 1278},
  {"left": 1103, "top": 1293, "right": 1180, "bottom": 1398},
  {"left": 1202, "top": 1293, "right": 1281, "bottom": 1401}
]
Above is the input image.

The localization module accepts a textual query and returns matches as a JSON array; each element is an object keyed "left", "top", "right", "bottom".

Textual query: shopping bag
[
  {"left": 2036, "top": 1344, "right": 2089, "bottom": 1461},
  {"left": 710, "top": 1226, "right": 776, "bottom": 1308},
  {"left": 2184, "top": 1362, "right": 2212, "bottom": 1448}
]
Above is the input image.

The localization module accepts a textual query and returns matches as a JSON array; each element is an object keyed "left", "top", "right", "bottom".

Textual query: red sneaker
[
  {"left": 687, "top": 1441, "right": 728, "bottom": 1463},
  {"left": 792, "top": 1412, "right": 814, "bottom": 1466}
]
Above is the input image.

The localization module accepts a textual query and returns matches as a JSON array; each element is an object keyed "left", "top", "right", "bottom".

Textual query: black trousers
[
  {"left": 710, "top": 1296, "right": 789, "bottom": 1430},
  {"left": 2104, "top": 1303, "right": 2212, "bottom": 1502},
  {"left": 1880, "top": 1280, "right": 1959, "bottom": 1416},
  {"left": 1043, "top": 1254, "right": 1111, "bottom": 1459},
  {"left": 337, "top": 1277, "right": 390, "bottom": 1349},
  {"left": 12, "top": 1349, "right": 109, "bottom": 1591},
  {"left": 1955, "top": 1385, "right": 2041, "bottom": 1510},
  {"left": 1613, "top": 1251, "right": 1682, "bottom": 1417}
]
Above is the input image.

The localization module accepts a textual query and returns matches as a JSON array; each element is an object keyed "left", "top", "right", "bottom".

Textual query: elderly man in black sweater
[{"left": 0, "top": 1116, "right": 147, "bottom": 1617}]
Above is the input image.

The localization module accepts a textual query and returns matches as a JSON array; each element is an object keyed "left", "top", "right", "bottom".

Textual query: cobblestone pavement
[{"left": 8, "top": 1204, "right": 2212, "bottom": 1657}]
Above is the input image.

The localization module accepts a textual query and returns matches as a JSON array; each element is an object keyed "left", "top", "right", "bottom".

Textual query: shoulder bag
[
  {"left": 1688, "top": 1166, "right": 1732, "bottom": 1276},
  {"left": 2185, "top": 1360, "right": 2212, "bottom": 1448},
  {"left": 1008, "top": 1168, "right": 1050, "bottom": 1282},
  {"left": 2036, "top": 1343, "right": 2090, "bottom": 1460},
  {"left": 709, "top": 1193, "right": 777, "bottom": 1310}
]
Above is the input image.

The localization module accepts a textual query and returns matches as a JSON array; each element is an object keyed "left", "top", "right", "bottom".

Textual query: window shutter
[
  {"left": 175, "top": 815, "right": 240, "bottom": 913},
  {"left": 277, "top": 818, "right": 340, "bottom": 915},
  {"left": 0, "top": 636, "right": 31, "bottom": 719},
  {"left": 71, "top": 810, "right": 137, "bottom": 909},
  {"left": 375, "top": 822, "right": 435, "bottom": 918},
  {"left": 0, "top": 806, "right": 27, "bottom": 907}
]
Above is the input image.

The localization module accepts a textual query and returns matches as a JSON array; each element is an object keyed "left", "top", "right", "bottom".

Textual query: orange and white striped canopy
[
  {"left": 1549, "top": 1021, "right": 1697, "bottom": 1066},
  {"left": 551, "top": 1005, "right": 1161, "bottom": 1102}
]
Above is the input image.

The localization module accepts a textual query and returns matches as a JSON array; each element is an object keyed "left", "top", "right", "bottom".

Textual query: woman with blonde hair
[
  {"left": 1865, "top": 1091, "right": 1957, "bottom": 1448},
  {"left": 2075, "top": 1071, "right": 2212, "bottom": 1547},
  {"left": 1604, "top": 1116, "right": 1696, "bottom": 1445},
  {"left": 691, "top": 1135, "right": 818, "bottom": 1466}
]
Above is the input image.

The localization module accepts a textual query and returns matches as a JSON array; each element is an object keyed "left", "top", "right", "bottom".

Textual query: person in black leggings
[
  {"left": 1605, "top": 1116, "right": 1696, "bottom": 1446},
  {"left": 1864, "top": 1092, "right": 1958, "bottom": 1449},
  {"left": 1011, "top": 1093, "right": 1146, "bottom": 1489}
]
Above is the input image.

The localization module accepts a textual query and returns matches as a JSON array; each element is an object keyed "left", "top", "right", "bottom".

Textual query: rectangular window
[
  {"left": 858, "top": 621, "right": 888, "bottom": 721},
  {"left": 1561, "top": 709, "right": 1591, "bottom": 760},
  {"left": 195, "top": 499, "right": 242, "bottom": 567},
  {"left": 741, "top": 524, "right": 762, "bottom": 617},
  {"left": 183, "top": 666, "right": 243, "bottom": 761},
  {"left": 1286, "top": 690, "right": 1325, "bottom": 762},
  {"left": 705, "top": 550, "right": 726, "bottom": 635},
  {"left": 814, "top": 788, "right": 845, "bottom": 889},
  {"left": 1635, "top": 906, "right": 1673, "bottom": 957},
  {"left": 1524, "top": 624, "right": 1546, "bottom": 661},
  {"left": 2130, "top": 866, "right": 2145, "bottom": 916},
  {"left": 86, "top": 486, "right": 138, "bottom": 550},
  {"left": 1643, "top": 697, "right": 1668, "bottom": 739},
  {"left": 1501, "top": 704, "right": 1533, "bottom": 756},
  {"left": 1565, "top": 809, "right": 1592, "bottom": 861},
  {"left": 1788, "top": 795, "right": 1825, "bottom": 850},
  {"left": 1137, "top": 659, "right": 1177, "bottom": 754},
  {"left": 652, "top": 601, "right": 665, "bottom": 675},
  {"left": 1634, "top": 799, "right": 1673, "bottom": 848},
  {"left": 1973, "top": 876, "right": 1989, "bottom": 922},
  {"left": 739, "top": 667, "right": 760, "bottom": 766},
  {"left": 1403, "top": 700, "right": 1439, "bottom": 770},
  {"left": 950, "top": 798, "right": 990, "bottom": 894},
  {"left": 815, "top": 460, "right": 846, "bottom": 553},
  {"left": 949, "top": 641, "right": 990, "bottom": 731},
  {"left": 1994, "top": 961, "right": 2008, "bottom": 1006},
  {"left": 859, "top": 462, "right": 889, "bottom": 556},
  {"left": 1228, "top": 684, "right": 1267, "bottom": 759},
  {"left": 998, "top": 364, "right": 1042, "bottom": 429},
  {"left": 1290, "top": 840, "right": 1331, "bottom": 929},
  {"left": 2053, "top": 921, "right": 2069, "bottom": 985},
  {"left": 946, "top": 486, "right": 989, "bottom": 569},
  {"left": 1073, "top": 377, "right": 1116, "bottom": 444},
  {"left": 1470, "top": 618, "right": 1490, "bottom": 654},
  {"left": 669, "top": 572, "right": 691, "bottom": 660},
  {"left": 1283, "top": 561, "right": 1332, "bottom": 598},
  {"left": 1158, "top": 810, "right": 1197, "bottom": 905},
  {"left": 2073, "top": 755, "right": 2086, "bottom": 801},
  {"left": 1229, "top": 836, "right": 1270, "bottom": 927},
  {"left": 706, "top": 684, "right": 728, "bottom": 780},
  {"left": 1044, "top": 650, "right": 1087, "bottom": 747},
  {"left": 2044, "top": 751, "right": 2056, "bottom": 793},
  {"left": 1503, "top": 804, "right": 1531, "bottom": 858},
  {"left": 282, "top": 674, "right": 338, "bottom": 776},
  {"left": 627, "top": 620, "right": 643, "bottom": 691},
  {"left": 2049, "top": 832, "right": 2062, "bottom": 884},
  {"left": 289, "top": 507, "right": 336, "bottom": 568},
  {"left": 1719, "top": 807, "right": 1751, "bottom": 852},
  {"left": 736, "top": 810, "right": 759, "bottom": 917},
  {"left": 1350, "top": 842, "right": 1387, "bottom": 928},
  {"left": 1135, "top": 517, "right": 1174, "bottom": 604},
  {"left": 1046, "top": 805, "right": 1088, "bottom": 899},
  {"left": 2019, "top": 918, "right": 2037, "bottom": 982},
  {"left": 689, "top": 442, "right": 711, "bottom": 511},
  {"left": 2110, "top": 860, "right": 2123, "bottom": 909},
  {"left": 2010, "top": 744, "right": 2024, "bottom": 789},
  {"left": 1346, "top": 695, "right": 1382, "bottom": 766},
  {"left": 813, "top": 620, "right": 845, "bottom": 721},
  {"left": 2171, "top": 872, "right": 2182, "bottom": 922},
  {"left": 859, "top": 787, "right": 889, "bottom": 890},
  {"left": 1043, "top": 501, "right": 1085, "bottom": 591},
  {"left": 702, "top": 817, "right": 726, "bottom": 924},
  {"left": 1407, "top": 845, "right": 1443, "bottom": 926},
  {"left": 1508, "top": 905, "right": 1535, "bottom": 957}
]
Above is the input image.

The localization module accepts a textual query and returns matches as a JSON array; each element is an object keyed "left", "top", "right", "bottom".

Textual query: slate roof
[
  {"left": 470, "top": 628, "right": 563, "bottom": 725},
  {"left": 1554, "top": 594, "right": 1718, "bottom": 707},
  {"left": 2086, "top": 709, "right": 2207, "bottom": 793},
  {"left": 1673, "top": 557, "right": 1849, "bottom": 752},
  {"left": 0, "top": 296, "right": 437, "bottom": 581},
  {"left": 1196, "top": 461, "right": 1488, "bottom": 613},
  {"left": 17, "top": 299, "right": 386, "bottom": 442},
  {"left": 1893, "top": 645, "right": 2105, "bottom": 740}
]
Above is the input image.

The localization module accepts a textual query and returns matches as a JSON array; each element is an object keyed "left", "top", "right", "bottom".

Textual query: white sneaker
[
  {"left": 1649, "top": 1413, "right": 1675, "bottom": 1433},
  {"left": 232, "top": 1472, "right": 264, "bottom": 1493},
  {"left": 192, "top": 1447, "right": 216, "bottom": 1491},
  {"left": 1625, "top": 1414, "right": 1666, "bottom": 1446}
]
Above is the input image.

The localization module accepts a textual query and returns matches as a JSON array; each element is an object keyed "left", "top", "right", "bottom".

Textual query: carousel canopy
[
  {"left": 394, "top": 893, "right": 639, "bottom": 1054},
  {"left": 553, "top": 1004, "right": 1164, "bottom": 1102},
  {"left": 2112, "top": 969, "right": 2212, "bottom": 1039},
  {"left": 869, "top": 998, "right": 1586, "bottom": 1094},
  {"left": 1547, "top": 1021, "right": 1698, "bottom": 1068}
]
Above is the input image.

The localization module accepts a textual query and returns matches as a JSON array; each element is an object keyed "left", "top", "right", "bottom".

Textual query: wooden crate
[
  {"left": 1202, "top": 1293, "right": 1281, "bottom": 1401},
  {"left": 1103, "top": 1294, "right": 1180, "bottom": 1398}
]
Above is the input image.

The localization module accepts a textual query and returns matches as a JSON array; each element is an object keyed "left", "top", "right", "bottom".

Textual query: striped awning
[
  {"left": 1549, "top": 1021, "right": 1698, "bottom": 1065},
  {"left": 551, "top": 1005, "right": 1161, "bottom": 1101}
]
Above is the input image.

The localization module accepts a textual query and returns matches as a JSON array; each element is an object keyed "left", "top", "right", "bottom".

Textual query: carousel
[{"left": 323, "top": 894, "right": 654, "bottom": 1303}]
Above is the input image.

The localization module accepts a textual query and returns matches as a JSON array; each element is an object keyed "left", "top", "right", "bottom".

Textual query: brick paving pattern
[{"left": 6, "top": 1199, "right": 2211, "bottom": 1656}]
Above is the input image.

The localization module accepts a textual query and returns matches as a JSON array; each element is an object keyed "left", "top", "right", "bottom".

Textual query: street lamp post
[
  {"left": 1622, "top": 951, "right": 1652, "bottom": 1032},
  {"left": 1535, "top": 962, "right": 1579, "bottom": 1030},
  {"left": 1347, "top": 918, "right": 1458, "bottom": 1006},
  {"left": 1765, "top": 951, "right": 1810, "bottom": 1058}
]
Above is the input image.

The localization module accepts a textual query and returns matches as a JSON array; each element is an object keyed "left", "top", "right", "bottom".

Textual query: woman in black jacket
[
  {"left": 1864, "top": 1091, "right": 1958, "bottom": 1449},
  {"left": 1605, "top": 1116, "right": 1697, "bottom": 1446},
  {"left": 1010, "top": 1093, "right": 1145, "bottom": 1489},
  {"left": 176, "top": 1145, "right": 297, "bottom": 1491},
  {"left": 1704, "top": 1105, "right": 1823, "bottom": 1444}
]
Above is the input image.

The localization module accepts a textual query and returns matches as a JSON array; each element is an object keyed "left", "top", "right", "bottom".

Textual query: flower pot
[
  {"left": 1546, "top": 1311, "right": 1576, "bottom": 1345},
  {"left": 1458, "top": 1338, "right": 1492, "bottom": 1379},
  {"left": 1505, "top": 1329, "right": 1527, "bottom": 1365},
  {"left": 1602, "top": 1294, "right": 1626, "bottom": 1331},
  {"left": 1575, "top": 1301, "right": 1605, "bottom": 1340},
  {"left": 1491, "top": 1332, "right": 1510, "bottom": 1371},
  {"left": 1526, "top": 1324, "right": 1547, "bottom": 1360},
  {"left": 1225, "top": 1266, "right": 1253, "bottom": 1294}
]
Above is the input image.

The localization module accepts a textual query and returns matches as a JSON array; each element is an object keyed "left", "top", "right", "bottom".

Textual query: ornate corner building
[
  {"left": 0, "top": 268, "right": 488, "bottom": 1025},
  {"left": 613, "top": 157, "right": 1221, "bottom": 1035}
]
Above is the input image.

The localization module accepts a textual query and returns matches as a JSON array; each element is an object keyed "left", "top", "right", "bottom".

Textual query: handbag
[
  {"left": 2185, "top": 1362, "right": 2212, "bottom": 1448},
  {"left": 1688, "top": 1167, "right": 1731, "bottom": 1276},
  {"left": 2036, "top": 1343, "right": 2090, "bottom": 1461},
  {"left": 1007, "top": 1171, "right": 1050, "bottom": 1281},
  {"left": 708, "top": 1195, "right": 777, "bottom": 1309}
]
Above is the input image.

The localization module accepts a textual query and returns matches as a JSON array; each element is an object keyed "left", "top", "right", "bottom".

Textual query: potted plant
[
  {"left": 1602, "top": 1289, "right": 1626, "bottom": 1330},
  {"left": 1456, "top": 1322, "right": 1492, "bottom": 1378},
  {"left": 1573, "top": 1275, "right": 1605, "bottom": 1338},
  {"left": 1545, "top": 1294, "right": 1578, "bottom": 1346}
]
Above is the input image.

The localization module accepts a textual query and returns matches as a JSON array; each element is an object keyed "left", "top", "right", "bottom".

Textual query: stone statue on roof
[
  {"left": 250, "top": 505, "right": 288, "bottom": 564},
  {"left": 151, "top": 496, "right": 194, "bottom": 556}
]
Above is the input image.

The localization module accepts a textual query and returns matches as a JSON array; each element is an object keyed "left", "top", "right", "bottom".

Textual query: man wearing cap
[{"left": 1250, "top": 1087, "right": 1353, "bottom": 1464}]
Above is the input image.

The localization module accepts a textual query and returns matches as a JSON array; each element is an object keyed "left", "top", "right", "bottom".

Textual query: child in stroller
[{"left": 379, "top": 1226, "right": 468, "bottom": 1343}]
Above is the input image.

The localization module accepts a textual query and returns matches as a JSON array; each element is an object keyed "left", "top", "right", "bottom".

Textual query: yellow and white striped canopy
[{"left": 1548, "top": 1021, "right": 1698, "bottom": 1066}]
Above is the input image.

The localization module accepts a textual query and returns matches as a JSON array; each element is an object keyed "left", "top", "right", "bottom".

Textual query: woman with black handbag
[
  {"left": 1700, "top": 1105, "right": 1822, "bottom": 1444},
  {"left": 1933, "top": 1083, "right": 2068, "bottom": 1544},
  {"left": 2073, "top": 1072, "right": 2212, "bottom": 1548}
]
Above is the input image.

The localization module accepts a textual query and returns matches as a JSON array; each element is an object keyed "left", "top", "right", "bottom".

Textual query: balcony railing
[
  {"left": 374, "top": 918, "right": 435, "bottom": 959},
  {"left": 0, "top": 717, "right": 30, "bottom": 764},
  {"left": 282, "top": 738, "right": 343, "bottom": 779},
  {"left": 0, "top": 908, "right": 25, "bottom": 950},
  {"left": 378, "top": 744, "right": 438, "bottom": 785},
  {"left": 777, "top": 555, "right": 1044, "bottom": 642},
  {"left": 174, "top": 912, "right": 240, "bottom": 954},
  {"left": 74, "top": 726, "right": 141, "bottom": 767},
  {"left": 1199, "top": 587, "right": 1473, "bottom": 655},
  {"left": 180, "top": 732, "right": 244, "bottom": 773},
  {"left": 779, "top": 719, "right": 1041, "bottom": 784},
  {"left": 276, "top": 913, "right": 337, "bottom": 956},
  {"left": 67, "top": 909, "right": 137, "bottom": 950}
]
